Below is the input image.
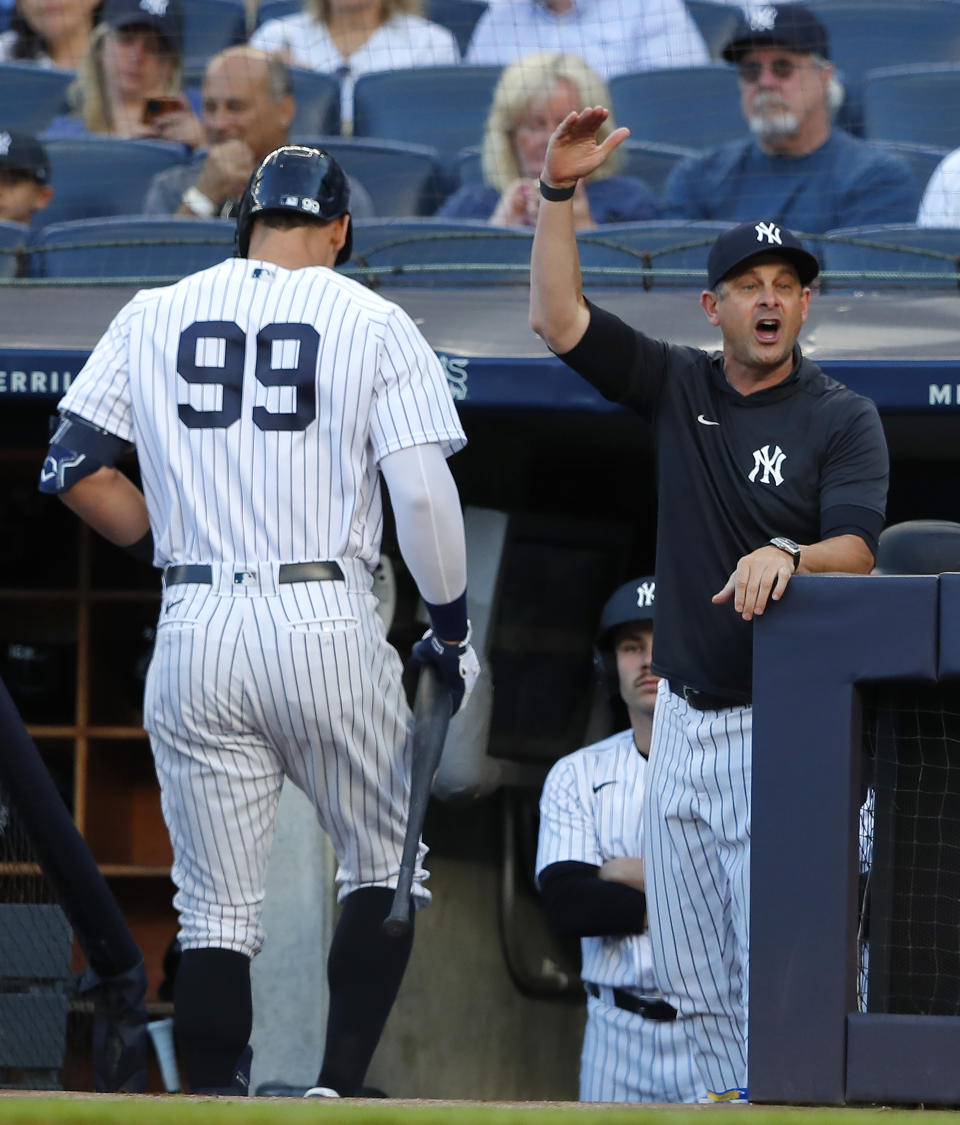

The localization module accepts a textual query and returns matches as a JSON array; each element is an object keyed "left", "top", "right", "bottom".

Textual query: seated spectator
[
  {"left": 250, "top": 0, "right": 459, "bottom": 131},
  {"left": 439, "top": 50, "right": 657, "bottom": 228},
  {"left": 0, "top": 129, "right": 53, "bottom": 224},
  {"left": 917, "top": 148, "right": 960, "bottom": 227},
  {"left": 143, "top": 45, "right": 373, "bottom": 220},
  {"left": 45, "top": 0, "right": 202, "bottom": 146},
  {"left": 0, "top": 0, "right": 100, "bottom": 69},
  {"left": 464, "top": 0, "right": 709, "bottom": 79},
  {"left": 661, "top": 3, "right": 919, "bottom": 233}
]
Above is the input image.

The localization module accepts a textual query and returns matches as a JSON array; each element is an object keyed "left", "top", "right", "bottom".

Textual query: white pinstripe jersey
[
  {"left": 57, "top": 258, "right": 466, "bottom": 569},
  {"left": 536, "top": 729, "right": 657, "bottom": 993}
]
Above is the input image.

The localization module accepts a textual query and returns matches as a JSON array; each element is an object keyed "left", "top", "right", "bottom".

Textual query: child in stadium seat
[
  {"left": 0, "top": 130, "right": 54, "bottom": 225},
  {"left": 438, "top": 51, "right": 659, "bottom": 229},
  {"left": 43, "top": 0, "right": 202, "bottom": 146},
  {"left": 250, "top": 0, "right": 459, "bottom": 132}
]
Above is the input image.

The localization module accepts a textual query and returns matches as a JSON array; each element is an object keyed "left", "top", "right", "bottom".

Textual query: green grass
[{"left": 0, "top": 1098, "right": 959, "bottom": 1125}]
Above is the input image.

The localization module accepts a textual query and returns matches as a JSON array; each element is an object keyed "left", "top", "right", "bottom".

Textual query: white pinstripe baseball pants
[
  {"left": 642, "top": 681, "right": 751, "bottom": 1096},
  {"left": 143, "top": 563, "right": 427, "bottom": 958}
]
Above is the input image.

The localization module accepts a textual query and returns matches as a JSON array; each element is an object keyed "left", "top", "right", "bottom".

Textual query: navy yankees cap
[
  {"left": 596, "top": 576, "right": 656, "bottom": 647},
  {"left": 102, "top": 0, "right": 184, "bottom": 55},
  {"left": 707, "top": 221, "right": 819, "bottom": 290},
  {"left": 0, "top": 130, "right": 50, "bottom": 183},
  {"left": 722, "top": 3, "right": 830, "bottom": 63}
]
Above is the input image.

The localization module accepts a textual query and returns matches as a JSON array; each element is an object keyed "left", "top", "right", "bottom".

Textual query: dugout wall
[{"left": 751, "top": 573, "right": 960, "bottom": 1105}]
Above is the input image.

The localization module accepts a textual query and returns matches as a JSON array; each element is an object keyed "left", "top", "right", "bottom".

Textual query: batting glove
[{"left": 410, "top": 625, "right": 480, "bottom": 717}]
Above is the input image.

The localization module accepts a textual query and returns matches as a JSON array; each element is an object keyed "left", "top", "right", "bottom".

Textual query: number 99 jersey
[{"left": 56, "top": 258, "right": 466, "bottom": 571}]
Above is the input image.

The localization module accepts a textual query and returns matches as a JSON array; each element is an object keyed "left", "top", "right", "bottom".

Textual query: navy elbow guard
[{"left": 39, "top": 413, "right": 132, "bottom": 495}]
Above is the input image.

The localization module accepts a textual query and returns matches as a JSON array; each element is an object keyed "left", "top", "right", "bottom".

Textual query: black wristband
[
  {"left": 123, "top": 529, "right": 155, "bottom": 565},
  {"left": 538, "top": 180, "right": 576, "bottom": 202}
]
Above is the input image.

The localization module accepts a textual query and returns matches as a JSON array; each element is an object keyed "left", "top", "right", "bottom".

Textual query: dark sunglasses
[{"left": 737, "top": 56, "right": 803, "bottom": 83}]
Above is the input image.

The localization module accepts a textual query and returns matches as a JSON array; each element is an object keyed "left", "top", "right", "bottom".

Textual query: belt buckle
[
  {"left": 234, "top": 569, "right": 258, "bottom": 587},
  {"left": 683, "top": 685, "right": 697, "bottom": 705}
]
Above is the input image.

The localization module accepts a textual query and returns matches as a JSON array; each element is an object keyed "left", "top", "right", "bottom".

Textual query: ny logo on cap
[
  {"left": 749, "top": 5, "right": 778, "bottom": 31},
  {"left": 635, "top": 580, "right": 655, "bottom": 608},
  {"left": 140, "top": 0, "right": 169, "bottom": 15},
  {"left": 0, "top": 133, "right": 10, "bottom": 156},
  {"left": 755, "top": 221, "right": 782, "bottom": 246}
]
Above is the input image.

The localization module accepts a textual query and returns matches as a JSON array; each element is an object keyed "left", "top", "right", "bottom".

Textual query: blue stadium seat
[
  {"left": 0, "top": 63, "right": 74, "bottom": 134},
  {"left": 346, "top": 217, "right": 532, "bottom": 285},
  {"left": 454, "top": 139, "right": 696, "bottom": 197},
  {"left": 805, "top": 2, "right": 960, "bottom": 135},
  {"left": 28, "top": 216, "right": 234, "bottom": 279},
  {"left": 426, "top": 0, "right": 487, "bottom": 55},
  {"left": 181, "top": 0, "right": 247, "bottom": 83},
  {"left": 352, "top": 66, "right": 501, "bottom": 180},
  {"left": 863, "top": 63, "right": 960, "bottom": 151},
  {"left": 867, "top": 140, "right": 951, "bottom": 198},
  {"left": 289, "top": 67, "right": 341, "bottom": 138},
  {"left": 820, "top": 224, "right": 960, "bottom": 289},
  {"left": 0, "top": 220, "right": 27, "bottom": 279},
  {"left": 608, "top": 66, "right": 743, "bottom": 151},
  {"left": 39, "top": 138, "right": 188, "bottom": 228},
  {"left": 290, "top": 137, "right": 445, "bottom": 216},
  {"left": 684, "top": 0, "right": 741, "bottom": 60},
  {"left": 578, "top": 220, "right": 734, "bottom": 287},
  {"left": 254, "top": 0, "right": 298, "bottom": 26}
]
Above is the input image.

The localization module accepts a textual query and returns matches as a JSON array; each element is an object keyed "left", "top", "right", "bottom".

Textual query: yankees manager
[{"left": 529, "top": 109, "right": 888, "bottom": 1101}]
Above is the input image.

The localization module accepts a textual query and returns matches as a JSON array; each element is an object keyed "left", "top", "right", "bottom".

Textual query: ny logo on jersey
[
  {"left": 748, "top": 444, "right": 786, "bottom": 486},
  {"left": 0, "top": 132, "right": 10, "bottom": 156},
  {"left": 635, "top": 580, "right": 655, "bottom": 608},
  {"left": 754, "top": 222, "right": 782, "bottom": 246},
  {"left": 749, "top": 6, "right": 778, "bottom": 31}
]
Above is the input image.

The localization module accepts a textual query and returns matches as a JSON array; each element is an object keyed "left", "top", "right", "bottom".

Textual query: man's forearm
[
  {"left": 59, "top": 466, "right": 150, "bottom": 547},
  {"left": 798, "top": 533, "right": 874, "bottom": 575},
  {"left": 529, "top": 189, "right": 590, "bottom": 356}
]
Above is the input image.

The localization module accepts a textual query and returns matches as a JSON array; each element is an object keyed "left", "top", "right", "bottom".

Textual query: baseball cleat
[
  {"left": 699, "top": 1087, "right": 749, "bottom": 1103},
  {"left": 303, "top": 1086, "right": 341, "bottom": 1098}
]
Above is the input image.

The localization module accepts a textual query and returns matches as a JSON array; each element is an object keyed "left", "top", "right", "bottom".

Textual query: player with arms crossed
[
  {"left": 39, "top": 145, "right": 479, "bottom": 1097},
  {"left": 536, "top": 577, "right": 699, "bottom": 1103},
  {"left": 529, "top": 111, "right": 888, "bottom": 1100}
]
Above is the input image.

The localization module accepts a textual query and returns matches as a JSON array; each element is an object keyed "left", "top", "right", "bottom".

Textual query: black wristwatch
[{"left": 769, "top": 536, "right": 801, "bottom": 571}]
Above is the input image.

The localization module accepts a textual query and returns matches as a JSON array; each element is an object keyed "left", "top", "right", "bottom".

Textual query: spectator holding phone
[{"left": 44, "top": 0, "right": 202, "bottom": 145}]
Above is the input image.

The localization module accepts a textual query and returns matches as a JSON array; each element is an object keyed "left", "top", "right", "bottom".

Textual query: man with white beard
[{"left": 660, "top": 3, "right": 918, "bottom": 233}]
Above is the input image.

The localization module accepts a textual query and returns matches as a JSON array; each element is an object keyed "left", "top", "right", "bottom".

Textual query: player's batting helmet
[
  {"left": 593, "top": 576, "right": 656, "bottom": 695},
  {"left": 235, "top": 144, "right": 353, "bottom": 264}
]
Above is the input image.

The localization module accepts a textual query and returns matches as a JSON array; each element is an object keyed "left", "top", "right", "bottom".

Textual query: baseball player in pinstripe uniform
[
  {"left": 530, "top": 109, "right": 888, "bottom": 1100},
  {"left": 39, "top": 144, "right": 479, "bottom": 1097},
  {"left": 536, "top": 576, "right": 699, "bottom": 1103}
]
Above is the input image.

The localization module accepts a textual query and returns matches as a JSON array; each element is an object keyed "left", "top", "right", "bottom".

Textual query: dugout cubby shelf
[{"left": 0, "top": 449, "right": 176, "bottom": 1028}]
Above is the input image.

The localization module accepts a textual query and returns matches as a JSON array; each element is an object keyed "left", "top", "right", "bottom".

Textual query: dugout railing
[{"left": 751, "top": 572, "right": 960, "bottom": 1105}]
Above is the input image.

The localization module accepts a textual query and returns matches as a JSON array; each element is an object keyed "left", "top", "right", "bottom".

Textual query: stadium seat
[
  {"left": 291, "top": 137, "right": 445, "bottom": 216},
  {"left": 578, "top": 220, "right": 734, "bottom": 287},
  {"left": 684, "top": 0, "right": 741, "bottom": 60},
  {"left": 38, "top": 138, "right": 189, "bottom": 228},
  {"left": 863, "top": 63, "right": 960, "bottom": 151},
  {"left": 426, "top": 0, "right": 488, "bottom": 55},
  {"left": 289, "top": 67, "right": 342, "bottom": 138},
  {"left": 254, "top": 0, "right": 298, "bottom": 27},
  {"left": 0, "top": 63, "right": 74, "bottom": 134},
  {"left": 608, "top": 66, "right": 743, "bottom": 151},
  {"left": 867, "top": 140, "right": 951, "bottom": 198},
  {"left": 805, "top": 2, "right": 960, "bottom": 136},
  {"left": 346, "top": 217, "right": 533, "bottom": 285},
  {"left": 820, "top": 224, "right": 960, "bottom": 289},
  {"left": 0, "top": 220, "right": 27, "bottom": 279},
  {"left": 873, "top": 520, "right": 960, "bottom": 575},
  {"left": 454, "top": 139, "right": 696, "bottom": 197},
  {"left": 28, "top": 215, "right": 234, "bottom": 280},
  {"left": 181, "top": 0, "right": 247, "bottom": 83},
  {"left": 352, "top": 66, "right": 501, "bottom": 180}
]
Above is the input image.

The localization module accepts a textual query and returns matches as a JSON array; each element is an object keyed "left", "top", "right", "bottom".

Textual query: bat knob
[{"left": 382, "top": 916, "right": 411, "bottom": 939}]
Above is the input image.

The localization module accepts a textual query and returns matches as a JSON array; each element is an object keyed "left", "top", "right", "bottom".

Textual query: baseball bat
[{"left": 383, "top": 662, "right": 452, "bottom": 937}]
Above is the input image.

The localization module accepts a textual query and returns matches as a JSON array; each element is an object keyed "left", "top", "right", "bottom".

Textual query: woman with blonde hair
[
  {"left": 251, "top": 0, "right": 459, "bottom": 130},
  {"left": 439, "top": 51, "right": 658, "bottom": 229},
  {"left": 45, "top": 0, "right": 202, "bottom": 144}
]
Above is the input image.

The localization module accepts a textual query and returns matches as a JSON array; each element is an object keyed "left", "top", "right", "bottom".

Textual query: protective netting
[{"left": 859, "top": 682, "right": 960, "bottom": 1017}]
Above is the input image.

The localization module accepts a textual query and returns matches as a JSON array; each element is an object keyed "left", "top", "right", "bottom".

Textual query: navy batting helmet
[
  {"left": 593, "top": 576, "right": 656, "bottom": 695},
  {"left": 235, "top": 144, "right": 352, "bottom": 264}
]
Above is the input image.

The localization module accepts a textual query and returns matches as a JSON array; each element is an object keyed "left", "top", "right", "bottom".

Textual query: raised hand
[{"left": 540, "top": 106, "right": 630, "bottom": 189}]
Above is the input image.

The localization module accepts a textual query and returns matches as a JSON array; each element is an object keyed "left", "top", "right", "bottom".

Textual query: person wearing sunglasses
[{"left": 661, "top": 3, "right": 918, "bottom": 233}]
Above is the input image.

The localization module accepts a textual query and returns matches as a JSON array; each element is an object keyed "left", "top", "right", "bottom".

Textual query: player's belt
[
  {"left": 667, "top": 679, "right": 750, "bottom": 711},
  {"left": 164, "top": 562, "right": 345, "bottom": 585},
  {"left": 584, "top": 982, "right": 677, "bottom": 1021}
]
